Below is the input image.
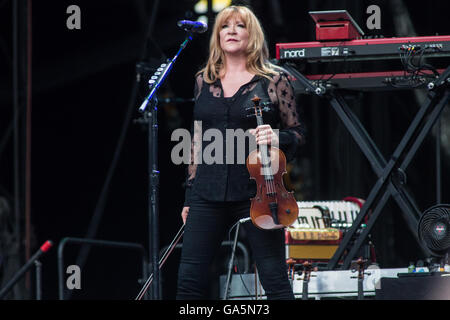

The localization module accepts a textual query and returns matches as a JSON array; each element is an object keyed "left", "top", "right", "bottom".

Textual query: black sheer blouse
[{"left": 184, "top": 71, "right": 305, "bottom": 206}]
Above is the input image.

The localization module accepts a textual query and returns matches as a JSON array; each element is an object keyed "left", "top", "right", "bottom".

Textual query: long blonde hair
[{"left": 199, "top": 5, "right": 280, "bottom": 83}]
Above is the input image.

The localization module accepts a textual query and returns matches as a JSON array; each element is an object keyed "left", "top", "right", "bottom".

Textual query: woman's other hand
[{"left": 181, "top": 206, "right": 190, "bottom": 225}]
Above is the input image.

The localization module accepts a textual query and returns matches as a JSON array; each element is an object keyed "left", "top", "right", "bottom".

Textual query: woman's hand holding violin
[{"left": 250, "top": 124, "right": 279, "bottom": 146}]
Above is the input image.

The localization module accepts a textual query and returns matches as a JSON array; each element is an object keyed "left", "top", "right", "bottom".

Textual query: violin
[{"left": 246, "top": 96, "right": 299, "bottom": 229}]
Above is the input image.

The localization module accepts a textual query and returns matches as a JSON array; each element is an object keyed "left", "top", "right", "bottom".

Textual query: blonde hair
[{"left": 199, "top": 5, "right": 280, "bottom": 83}]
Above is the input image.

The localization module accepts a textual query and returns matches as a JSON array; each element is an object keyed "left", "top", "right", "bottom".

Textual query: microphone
[{"left": 177, "top": 20, "right": 208, "bottom": 33}]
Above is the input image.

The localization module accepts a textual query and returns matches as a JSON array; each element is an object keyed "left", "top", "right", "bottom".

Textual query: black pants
[{"left": 176, "top": 190, "right": 295, "bottom": 300}]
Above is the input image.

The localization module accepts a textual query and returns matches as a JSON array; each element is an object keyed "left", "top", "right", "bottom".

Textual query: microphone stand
[
  {"left": 223, "top": 217, "right": 251, "bottom": 300},
  {"left": 137, "top": 31, "right": 195, "bottom": 300},
  {"left": 139, "top": 32, "right": 193, "bottom": 112},
  {"left": 0, "top": 241, "right": 53, "bottom": 299}
]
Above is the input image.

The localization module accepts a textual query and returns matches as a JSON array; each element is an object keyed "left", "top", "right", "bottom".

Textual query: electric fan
[{"left": 418, "top": 204, "right": 450, "bottom": 257}]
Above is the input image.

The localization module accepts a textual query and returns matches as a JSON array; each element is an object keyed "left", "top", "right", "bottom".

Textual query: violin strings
[
  {"left": 261, "top": 145, "right": 276, "bottom": 197},
  {"left": 268, "top": 148, "right": 276, "bottom": 196},
  {"left": 261, "top": 146, "right": 271, "bottom": 195},
  {"left": 265, "top": 148, "right": 274, "bottom": 196},
  {"left": 255, "top": 106, "right": 277, "bottom": 199}
]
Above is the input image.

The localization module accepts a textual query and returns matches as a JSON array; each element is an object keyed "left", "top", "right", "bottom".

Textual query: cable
[
  {"left": 389, "top": 45, "right": 440, "bottom": 89},
  {"left": 226, "top": 220, "right": 255, "bottom": 300}
]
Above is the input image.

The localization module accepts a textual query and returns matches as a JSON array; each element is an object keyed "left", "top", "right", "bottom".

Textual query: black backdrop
[{"left": 0, "top": 0, "right": 450, "bottom": 299}]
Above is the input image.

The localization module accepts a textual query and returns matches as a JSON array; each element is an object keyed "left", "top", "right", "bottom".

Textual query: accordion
[{"left": 285, "top": 197, "right": 364, "bottom": 261}]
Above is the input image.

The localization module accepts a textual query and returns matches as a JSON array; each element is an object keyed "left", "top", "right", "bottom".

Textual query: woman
[{"left": 177, "top": 5, "right": 304, "bottom": 300}]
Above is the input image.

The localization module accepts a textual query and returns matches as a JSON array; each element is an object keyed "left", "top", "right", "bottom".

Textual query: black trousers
[{"left": 176, "top": 190, "right": 295, "bottom": 300}]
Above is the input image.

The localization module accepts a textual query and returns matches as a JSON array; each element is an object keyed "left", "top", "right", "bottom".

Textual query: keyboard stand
[{"left": 283, "top": 64, "right": 450, "bottom": 269}]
